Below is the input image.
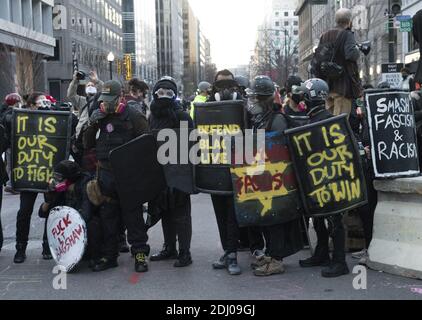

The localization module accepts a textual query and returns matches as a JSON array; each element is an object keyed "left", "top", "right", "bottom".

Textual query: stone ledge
[{"left": 374, "top": 176, "right": 422, "bottom": 195}]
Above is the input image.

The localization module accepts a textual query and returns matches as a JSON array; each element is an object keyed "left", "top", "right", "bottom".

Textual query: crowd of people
[{"left": 0, "top": 7, "right": 421, "bottom": 279}]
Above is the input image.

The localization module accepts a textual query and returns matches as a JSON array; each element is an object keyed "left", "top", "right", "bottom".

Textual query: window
[
  {"left": 284, "top": 12, "right": 288, "bottom": 17},
  {"left": 275, "top": 12, "right": 279, "bottom": 17},
  {"left": 294, "top": 30, "right": 298, "bottom": 36},
  {"left": 275, "top": 21, "right": 279, "bottom": 27},
  {"left": 294, "top": 21, "right": 298, "bottom": 26},
  {"left": 284, "top": 21, "right": 289, "bottom": 26}
]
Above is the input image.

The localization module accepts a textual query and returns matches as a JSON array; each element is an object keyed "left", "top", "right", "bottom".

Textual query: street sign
[
  {"left": 400, "top": 20, "right": 413, "bottom": 32},
  {"left": 381, "top": 63, "right": 404, "bottom": 73},
  {"left": 381, "top": 63, "right": 404, "bottom": 89},
  {"left": 396, "top": 15, "right": 412, "bottom": 21}
]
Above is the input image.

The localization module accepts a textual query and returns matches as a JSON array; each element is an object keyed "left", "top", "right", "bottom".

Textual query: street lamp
[{"left": 107, "top": 51, "right": 115, "bottom": 80}]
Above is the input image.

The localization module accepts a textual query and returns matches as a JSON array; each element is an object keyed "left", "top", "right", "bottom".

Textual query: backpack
[{"left": 310, "top": 30, "right": 347, "bottom": 81}]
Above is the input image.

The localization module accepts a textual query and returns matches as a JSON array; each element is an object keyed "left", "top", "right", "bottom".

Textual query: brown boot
[{"left": 253, "top": 258, "right": 285, "bottom": 276}]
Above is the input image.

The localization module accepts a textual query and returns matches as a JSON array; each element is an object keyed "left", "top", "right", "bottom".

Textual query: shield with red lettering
[
  {"left": 47, "top": 206, "right": 87, "bottom": 272},
  {"left": 230, "top": 132, "right": 303, "bottom": 227}
]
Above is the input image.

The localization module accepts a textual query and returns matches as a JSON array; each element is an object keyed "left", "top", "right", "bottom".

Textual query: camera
[
  {"left": 76, "top": 71, "right": 86, "bottom": 81},
  {"left": 358, "top": 41, "right": 371, "bottom": 56}
]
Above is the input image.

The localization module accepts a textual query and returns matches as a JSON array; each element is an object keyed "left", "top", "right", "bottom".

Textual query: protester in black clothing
[
  {"left": 38, "top": 160, "right": 100, "bottom": 268},
  {"left": 148, "top": 77, "right": 194, "bottom": 268},
  {"left": 297, "top": 79, "right": 349, "bottom": 278},
  {"left": 247, "top": 76, "right": 304, "bottom": 276},
  {"left": 14, "top": 92, "right": 53, "bottom": 264},
  {"left": 206, "top": 70, "right": 243, "bottom": 275},
  {"left": 0, "top": 123, "right": 8, "bottom": 253},
  {"left": 83, "top": 80, "right": 150, "bottom": 273}
]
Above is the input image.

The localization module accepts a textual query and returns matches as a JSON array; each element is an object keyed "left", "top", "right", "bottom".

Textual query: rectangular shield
[
  {"left": 285, "top": 114, "right": 368, "bottom": 218},
  {"left": 231, "top": 132, "right": 302, "bottom": 227},
  {"left": 365, "top": 89, "right": 420, "bottom": 178},
  {"left": 152, "top": 128, "right": 196, "bottom": 194},
  {"left": 11, "top": 109, "right": 72, "bottom": 192},
  {"left": 109, "top": 134, "right": 167, "bottom": 212},
  {"left": 194, "top": 100, "right": 246, "bottom": 195}
]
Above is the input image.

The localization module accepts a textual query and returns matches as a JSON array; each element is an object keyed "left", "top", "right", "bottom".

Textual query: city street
[{"left": 0, "top": 192, "right": 421, "bottom": 300}]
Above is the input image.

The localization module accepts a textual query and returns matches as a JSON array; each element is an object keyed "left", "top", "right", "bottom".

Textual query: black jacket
[{"left": 413, "top": 10, "right": 422, "bottom": 84}]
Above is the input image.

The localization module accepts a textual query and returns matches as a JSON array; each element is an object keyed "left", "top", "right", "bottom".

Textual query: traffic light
[{"left": 390, "top": 0, "right": 402, "bottom": 16}]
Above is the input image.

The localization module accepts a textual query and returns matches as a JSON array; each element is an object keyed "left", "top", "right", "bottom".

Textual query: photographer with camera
[
  {"left": 66, "top": 70, "right": 104, "bottom": 168},
  {"left": 311, "top": 8, "right": 364, "bottom": 118}
]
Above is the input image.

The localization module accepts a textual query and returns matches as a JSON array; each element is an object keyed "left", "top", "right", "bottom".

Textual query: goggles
[{"left": 155, "top": 88, "right": 175, "bottom": 99}]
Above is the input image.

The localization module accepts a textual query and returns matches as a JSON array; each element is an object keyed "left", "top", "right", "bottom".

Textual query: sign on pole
[{"left": 381, "top": 63, "right": 404, "bottom": 89}]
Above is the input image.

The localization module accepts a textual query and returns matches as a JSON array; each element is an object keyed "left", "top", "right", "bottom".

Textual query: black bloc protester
[
  {"left": 194, "top": 100, "right": 246, "bottom": 194},
  {"left": 109, "top": 134, "right": 167, "bottom": 212},
  {"left": 285, "top": 114, "right": 368, "bottom": 217},
  {"left": 365, "top": 89, "right": 420, "bottom": 178},
  {"left": 230, "top": 132, "right": 302, "bottom": 227},
  {"left": 11, "top": 109, "right": 72, "bottom": 192}
]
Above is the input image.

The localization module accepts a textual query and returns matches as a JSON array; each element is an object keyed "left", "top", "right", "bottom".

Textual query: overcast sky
[{"left": 188, "top": 0, "right": 269, "bottom": 70}]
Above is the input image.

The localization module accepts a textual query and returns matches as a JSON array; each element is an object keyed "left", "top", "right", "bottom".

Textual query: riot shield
[
  {"left": 285, "top": 114, "right": 368, "bottom": 218},
  {"left": 152, "top": 128, "right": 196, "bottom": 194},
  {"left": 365, "top": 89, "right": 420, "bottom": 178},
  {"left": 47, "top": 206, "right": 87, "bottom": 272},
  {"left": 194, "top": 100, "right": 246, "bottom": 195},
  {"left": 11, "top": 109, "right": 72, "bottom": 192},
  {"left": 109, "top": 134, "right": 167, "bottom": 212},
  {"left": 231, "top": 132, "right": 302, "bottom": 227}
]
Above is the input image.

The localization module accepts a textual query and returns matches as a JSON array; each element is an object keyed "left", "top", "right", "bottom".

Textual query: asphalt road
[{"left": 0, "top": 192, "right": 421, "bottom": 300}]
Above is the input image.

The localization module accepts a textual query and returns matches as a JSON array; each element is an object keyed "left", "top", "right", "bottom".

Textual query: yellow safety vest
[{"left": 190, "top": 95, "right": 208, "bottom": 119}]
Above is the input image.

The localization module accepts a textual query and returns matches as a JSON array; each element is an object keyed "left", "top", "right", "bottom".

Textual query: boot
[
  {"left": 254, "top": 258, "right": 285, "bottom": 276},
  {"left": 42, "top": 242, "right": 53, "bottom": 260},
  {"left": 92, "top": 257, "right": 118, "bottom": 272},
  {"left": 212, "top": 251, "right": 228, "bottom": 270},
  {"left": 321, "top": 262, "right": 349, "bottom": 278},
  {"left": 14, "top": 243, "right": 27, "bottom": 264},
  {"left": 251, "top": 255, "right": 271, "bottom": 270},
  {"left": 174, "top": 250, "right": 193, "bottom": 268},
  {"left": 226, "top": 252, "right": 241, "bottom": 276},
  {"left": 119, "top": 241, "right": 130, "bottom": 253},
  {"left": 135, "top": 253, "right": 148, "bottom": 273},
  {"left": 150, "top": 244, "right": 178, "bottom": 262},
  {"left": 299, "top": 255, "right": 331, "bottom": 268}
]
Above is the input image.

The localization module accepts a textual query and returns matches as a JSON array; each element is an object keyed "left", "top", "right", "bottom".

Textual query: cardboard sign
[
  {"left": 231, "top": 132, "right": 302, "bottom": 227},
  {"left": 47, "top": 206, "right": 87, "bottom": 272},
  {"left": 11, "top": 109, "right": 72, "bottom": 192},
  {"left": 365, "top": 89, "right": 420, "bottom": 178},
  {"left": 285, "top": 115, "right": 368, "bottom": 217},
  {"left": 194, "top": 100, "right": 246, "bottom": 194}
]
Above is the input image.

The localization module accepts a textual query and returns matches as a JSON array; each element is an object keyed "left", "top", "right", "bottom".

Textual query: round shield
[{"left": 47, "top": 206, "right": 87, "bottom": 272}]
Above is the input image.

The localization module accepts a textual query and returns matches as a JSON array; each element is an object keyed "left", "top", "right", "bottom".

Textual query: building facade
[
  {"left": 122, "top": 0, "right": 157, "bottom": 87},
  {"left": 156, "top": 0, "right": 184, "bottom": 91},
  {"left": 0, "top": 0, "right": 55, "bottom": 98},
  {"left": 252, "top": 0, "right": 299, "bottom": 83},
  {"left": 46, "top": 0, "right": 123, "bottom": 102},
  {"left": 401, "top": 0, "right": 422, "bottom": 73}
]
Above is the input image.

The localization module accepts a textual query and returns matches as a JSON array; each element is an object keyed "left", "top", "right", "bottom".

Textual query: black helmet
[
  {"left": 54, "top": 160, "right": 82, "bottom": 182},
  {"left": 301, "top": 78, "right": 329, "bottom": 108},
  {"left": 153, "top": 76, "right": 178, "bottom": 99},
  {"left": 285, "top": 75, "right": 303, "bottom": 94},
  {"left": 235, "top": 75, "right": 250, "bottom": 89},
  {"left": 247, "top": 76, "right": 275, "bottom": 97}
]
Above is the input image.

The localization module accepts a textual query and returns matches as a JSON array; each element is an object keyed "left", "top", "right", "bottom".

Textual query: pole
[
  {"left": 388, "top": 0, "right": 396, "bottom": 63},
  {"left": 285, "top": 29, "right": 288, "bottom": 83},
  {"left": 109, "top": 61, "right": 113, "bottom": 80}
]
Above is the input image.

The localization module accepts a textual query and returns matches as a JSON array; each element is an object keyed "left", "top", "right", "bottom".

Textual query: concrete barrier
[{"left": 367, "top": 176, "right": 422, "bottom": 279}]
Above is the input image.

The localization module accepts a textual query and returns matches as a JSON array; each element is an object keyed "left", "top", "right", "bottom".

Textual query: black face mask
[
  {"left": 150, "top": 99, "right": 173, "bottom": 118},
  {"left": 291, "top": 93, "right": 302, "bottom": 105}
]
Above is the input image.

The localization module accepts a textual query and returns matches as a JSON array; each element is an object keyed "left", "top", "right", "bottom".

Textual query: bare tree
[{"left": 250, "top": 28, "right": 299, "bottom": 85}]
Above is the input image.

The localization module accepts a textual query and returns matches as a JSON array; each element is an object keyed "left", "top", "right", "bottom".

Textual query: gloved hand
[{"left": 89, "top": 108, "right": 107, "bottom": 124}]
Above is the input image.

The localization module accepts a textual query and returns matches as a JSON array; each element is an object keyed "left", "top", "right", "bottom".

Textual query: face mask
[
  {"left": 298, "top": 102, "right": 307, "bottom": 112},
  {"left": 49, "top": 177, "right": 72, "bottom": 193},
  {"left": 291, "top": 93, "right": 303, "bottom": 105},
  {"left": 150, "top": 99, "right": 173, "bottom": 118},
  {"left": 215, "top": 89, "right": 238, "bottom": 101},
  {"left": 36, "top": 99, "right": 51, "bottom": 109},
  {"left": 402, "top": 75, "right": 408, "bottom": 80},
  {"left": 86, "top": 86, "right": 97, "bottom": 96}
]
